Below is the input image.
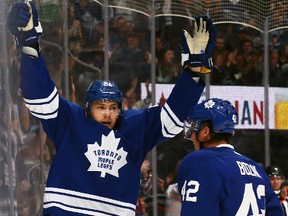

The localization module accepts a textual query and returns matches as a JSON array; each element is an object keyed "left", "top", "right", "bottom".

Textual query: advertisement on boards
[{"left": 141, "top": 84, "right": 288, "bottom": 130}]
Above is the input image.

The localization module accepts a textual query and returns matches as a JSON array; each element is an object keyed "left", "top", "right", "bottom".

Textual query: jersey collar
[{"left": 216, "top": 144, "right": 234, "bottom": 149}]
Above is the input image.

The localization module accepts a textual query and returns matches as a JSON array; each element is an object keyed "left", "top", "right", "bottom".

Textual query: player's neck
[{"left": 203, "top": 140, "right": 228, "bottom": 148}]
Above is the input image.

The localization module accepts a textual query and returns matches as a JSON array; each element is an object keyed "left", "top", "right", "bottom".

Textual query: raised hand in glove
[
  {"left": 180, "top": 16, "right": 217, "bottom": 73},
  {"left": 7, "top": 0, "right": 42, "bottom": 51}
]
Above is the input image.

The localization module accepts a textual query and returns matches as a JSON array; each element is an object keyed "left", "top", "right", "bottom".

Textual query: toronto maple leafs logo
[
  {"left": 204, "top": 99, "right": 215, "bottom": 109},
  {"left": 84, "top": 131, "right": 128, "bottom": 178}
]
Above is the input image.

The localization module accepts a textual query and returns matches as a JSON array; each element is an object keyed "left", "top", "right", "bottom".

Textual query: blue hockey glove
[
  {"left": 7, "top": 0, "right": 42, "bottom": 48},
  {"left": 180, "top": 16, "right": 217, "bottom": 73}
]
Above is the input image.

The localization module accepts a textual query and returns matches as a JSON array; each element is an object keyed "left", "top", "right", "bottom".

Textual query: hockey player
[
  {"left": 178, "top": 98, "right": 283, "bottom": 215},
  {"left": 7, "top": 1, "right": 216, "bottom": 215}
]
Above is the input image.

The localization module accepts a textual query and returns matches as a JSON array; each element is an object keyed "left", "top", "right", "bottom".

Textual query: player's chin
[{"left": 101, "top": 121, "right": 112, "bottom": 129}]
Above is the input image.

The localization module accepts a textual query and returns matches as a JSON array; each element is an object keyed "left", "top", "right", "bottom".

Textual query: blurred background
[{"left": 1, "top": 0, "right": 288, "bottom": 215}]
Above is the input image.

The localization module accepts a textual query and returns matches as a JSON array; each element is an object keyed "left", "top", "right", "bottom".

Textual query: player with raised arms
[{"left": 7, "top": 1, "right": 216, "bottom": 215}]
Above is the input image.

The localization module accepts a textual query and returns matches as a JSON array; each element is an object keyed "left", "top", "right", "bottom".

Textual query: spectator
[
  {"left": 0, "top": 143, "right": 18, "bottom": 216},
  {"left": 132, "top": 78, "right": 151, "bottom": 110},
  {"left": 157, "top": 48, "right": 182, "bottom": 83},
  {"left": 68, "top": 3, "right": 83, "bottom": 48},
  {"left": 279, "top": 181, "right": 288, "bottom": 215},
  {"left": 279, "top": 181, "right": 288, "bottom": 216},
  {"left": 225, "top": 50, "right": 262, "bottom": 86},
  {"left": 74, "top": 0, "right": 99, "bottom": 44},
  {"left": 279, "top": 43, "right": 288, "bottom": 66},
  {"left": 138, "top": 49, "right": 153, "bottom": 83},
  {"left": 125, "top": 33, "right": 145, "bottom": 63},
  {"left": 269, "top": 50, "right": 282, "bottom": 87},
  {"left": 0, "top": 94, "right": 18, "bottom": 216},
  {"left": 266, "top": 165, "right": 285, "bottom": 198},
  {"left": 16, "top": 127, "right": 50, "bottom": 216},
  {"left": 110, "top": 15, "right": 128, "bottom": 52},
  {"left": 155, "top": 36, "right": 166, "bottom": 63},
  {"left": 234, "top": 27, "right": 250, "bottom": 50},
  {"left": 122, "top": 77, "right": 138, "bottom": 110},
  {"left": 136, "top": 159, "right": 151, "bottom": 216},
  {"left": 220, "top": 24, "right": 236, "bottom": 52},
  {"left": 165, "top": 182, "right": 181, "bottom": 216},
  {"left": 278, "top": 30, "right": 288, "bottom": 47},
  {"left": 239, "top": 39, "right": 254, "bottom": 61},
  {"left": 164, "top": 147, "right": 188, "bottom": 216},
  {"left": 270, "top": 34, "right": 281, "bottom": 51},
  {"left": 122, "top": 77, "right": 151, "bottom": 111},
  {"left": 210, "top": 53, "right": 231, "bottom": 85},
  {"left": 225, "top": 52, "right": 246, "bottom": 85},
  {"left": 111, "top": 32, "right": 146, "bottom": 91},
  {"left": 212, "top": 36, "right": 229, "bottom": 62},
  {"left": 279, "top": 63, "right": 288, "bottom": 87}
]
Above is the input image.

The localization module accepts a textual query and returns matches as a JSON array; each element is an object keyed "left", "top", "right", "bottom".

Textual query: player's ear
[
  {"left": 203, "top": 125, "right": 209, "bottom": 134},
  {"left": 200, "top": 124, "right": 211, "bottom": 140}
]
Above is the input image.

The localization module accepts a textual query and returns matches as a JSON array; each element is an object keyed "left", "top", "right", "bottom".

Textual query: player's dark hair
[{"left": 202, "top": 120, "right": 233, "bottom": 143}]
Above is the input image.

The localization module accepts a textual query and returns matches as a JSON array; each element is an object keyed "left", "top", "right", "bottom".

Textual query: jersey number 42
[{"left": 181, "top": 180, "right": 266, "bottom": 215}]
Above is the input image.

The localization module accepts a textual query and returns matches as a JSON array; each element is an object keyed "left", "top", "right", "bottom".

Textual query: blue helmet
[
  {"left": 85, "top": 80, "right": 123, "bottom": 111},
  {"left": 184, "top": 98, "right": 238, "bottom": 138}
]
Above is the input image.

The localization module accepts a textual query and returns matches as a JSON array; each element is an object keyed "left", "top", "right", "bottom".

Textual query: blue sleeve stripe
[
  {"left": 44, "top": 187, "right": 136, "bottom": 215},
  {"left": 160, "top": 103, "right": 183, "bottom": 138}
]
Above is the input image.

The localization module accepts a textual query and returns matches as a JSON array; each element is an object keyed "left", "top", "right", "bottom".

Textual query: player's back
[{"left": 178, "top": 144, "right": 283, "bottom": 216}]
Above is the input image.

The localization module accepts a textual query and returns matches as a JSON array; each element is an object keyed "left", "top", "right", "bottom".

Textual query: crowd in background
[
  {"left": 1, "top": 0, "right": 288, "bottom": 215},
  {"left": 37, "top": 0, "right": 288, "bottom": 106}
]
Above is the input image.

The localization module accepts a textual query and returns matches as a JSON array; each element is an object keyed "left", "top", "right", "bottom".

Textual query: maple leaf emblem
[
  {"left": 84, "top": 131, "right": 128, "bottom": 178},
  {"left": 204, "top": 99, "right": 215, "bottom": 109}
]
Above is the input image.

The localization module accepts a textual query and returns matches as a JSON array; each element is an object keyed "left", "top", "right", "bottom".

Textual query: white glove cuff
[{"left": 22, "top": 46, "right": 39, "bottom": 58}]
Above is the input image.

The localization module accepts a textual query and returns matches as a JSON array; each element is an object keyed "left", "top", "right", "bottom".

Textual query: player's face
[
  {"left": 269, "top": 176, "right": 283, "bottom": 191},
  {"left": 89, "top": 101, "right": 120, "bottom": 129}
]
